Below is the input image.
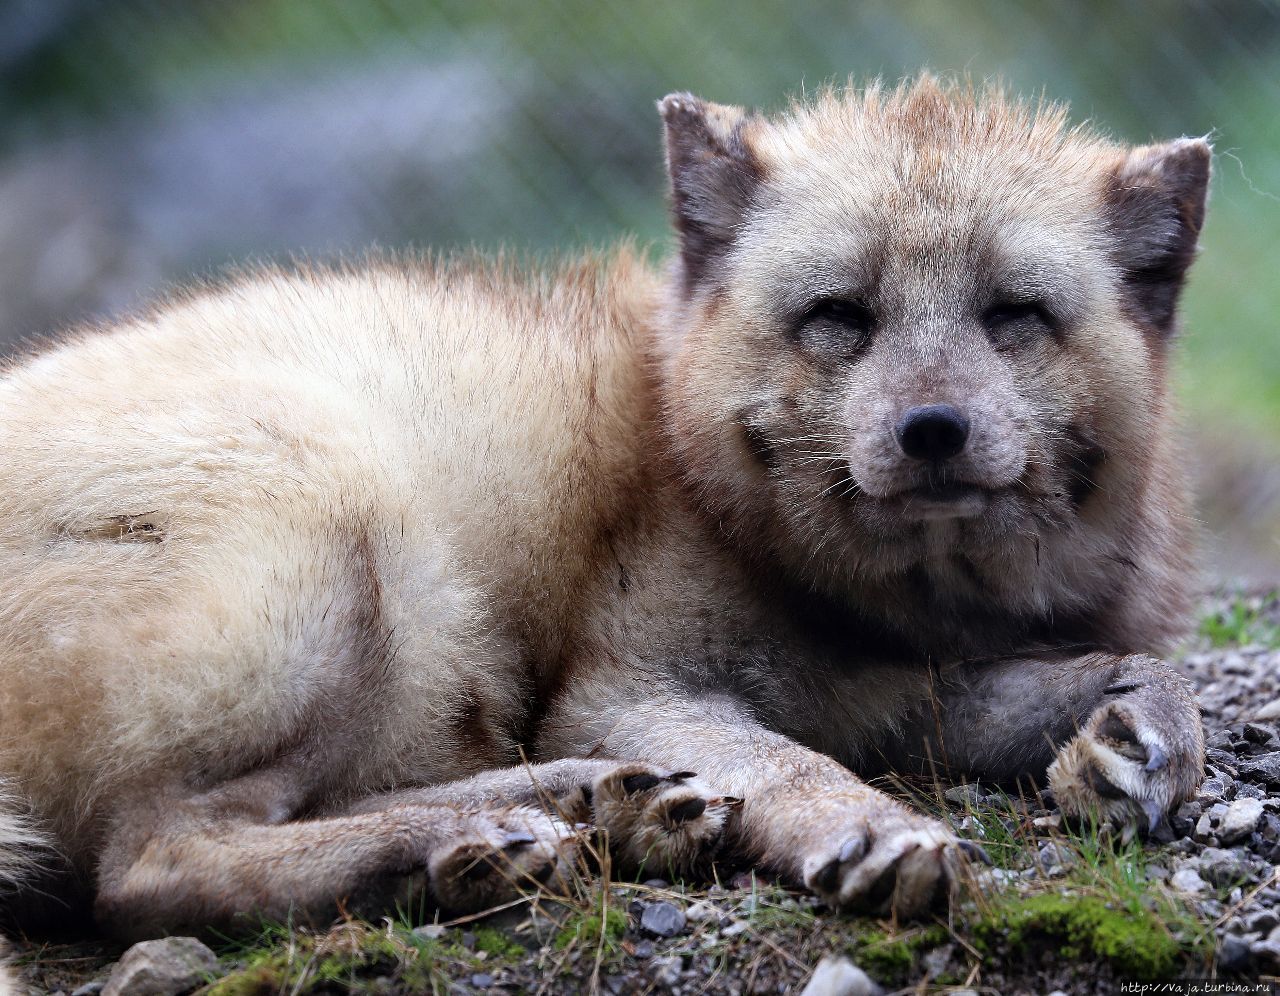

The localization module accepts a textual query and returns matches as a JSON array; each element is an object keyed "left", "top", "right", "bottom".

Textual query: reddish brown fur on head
[{"left": 656, "top": 77, "right": 1210, "bottom": 654}]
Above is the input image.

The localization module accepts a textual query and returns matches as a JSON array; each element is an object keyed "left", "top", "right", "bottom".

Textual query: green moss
[
  {"left": 471, "top": 926, "right": 525, "bottom": 960},
  {"left": 553, "top": 907, "right": 627, "bottom": 951},
  {"left": 854, "top": 924, "right": 950, "bottom": 981},
  {"left": 207, "top": 923, "right": 456, "bottom": 995},
  {"left": 973, "top": 892, "right": 1182, "bottom": 979},
  {"left": 205, "top": 947, "right": 295, "bottom": 996}
]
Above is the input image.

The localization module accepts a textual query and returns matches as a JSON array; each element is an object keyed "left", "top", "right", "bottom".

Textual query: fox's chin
[
  {"left": 858, "top": 479, "right": 1011, "bottom": 523},
  {"left": 894, "top": 484, "right": 990, "bottom": 521}
]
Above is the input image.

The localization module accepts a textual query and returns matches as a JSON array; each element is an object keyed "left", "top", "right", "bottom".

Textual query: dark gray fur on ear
[
  {"left": 1105, "top": 138, "right": 1211, "bottom": 337},
  {"left": 658, "top": 93, "right": 763, "bottom": 290}
]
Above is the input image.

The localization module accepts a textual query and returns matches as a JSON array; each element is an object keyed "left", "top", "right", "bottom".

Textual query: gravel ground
[{"left": 10, "top": 590, "right": 1280, "bottom": 996}]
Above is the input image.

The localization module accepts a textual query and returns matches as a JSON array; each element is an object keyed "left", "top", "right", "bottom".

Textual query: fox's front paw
[
  {"left": 797, "top": 801, "right": 977, "bottom": 917},
  {"left": 1048, "top": 655, "right": 1205, "bottom": 837},
  {"left": 588, "top": 763, "right": 737, "bottom": 879}
]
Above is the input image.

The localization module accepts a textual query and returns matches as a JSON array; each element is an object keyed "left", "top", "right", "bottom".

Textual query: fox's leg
[
  {"left": 96, "top": 757, "right": 731, "bottom": 940},
  {"left": 539, "top": 686, "right": 973, "bottom": 917},
  {"left": 336, "top": 757, "right": 734, "bottom": 879},
  {"left": 897, "top": 653, "right": 1205, "bottom": 831}
]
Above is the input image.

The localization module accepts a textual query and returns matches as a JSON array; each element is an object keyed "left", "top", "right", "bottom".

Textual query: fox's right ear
[
  {"left": 1105, "top": 137, "right": 1211, "bottom": 338},
  {"left": 658, "top": 93, "right": 763, "bottom": 289}
]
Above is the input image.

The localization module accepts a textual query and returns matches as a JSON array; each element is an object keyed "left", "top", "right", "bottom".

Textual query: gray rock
[
  {"left": 683, "top": 900, "right": 715, "bottom": 922},
  {"left": 1198, "top": 776, "right": 1229, "bottom": 802},
  {"left": 102, "top": 937, "right": 218, "bottom": 996},
  {"left": 1245, "top": 723, "right": 1276, "bottom": 745},
  {"left": 412, "top": 924, "right": 447, "bottom": 940},
  {"left": 469, "top": 974, "right": 493, "bottom": 989},
  {"left": 1171, "top": 800, "right": 1202, "bottom": 834},
  {"left": 1247, "top": 909, "right": 1280, "bottom": 934},
  {"left": 1220, "top": 934, "right": 1254, "bottom": 972},
  {"left": 943, "top": 784, "right": 987, "bottom": 807},
  {"left": 640, "top": 901, "right": 687, "bottom": 938},
  {"left": 921, "top": 945, "right": 954, "bottom": 977},
  {"left": 71, "top": 985, "right": 105, "bottom": 996},
  {"left": 649, "top": 956, "right": 683, "bottom": 987},
  {"left": 1250, "top": 938, "right": 1280, "bottom": 967},
  {"left": 1237, "top": 753, "right": 1280, "bottom": 786},
  {"left": 799, "top": 956, "right": 882, "bottom": 996},
  {"left": 1193, "top": 847, "right": 1259, "bottom": 886},
  {"left": 1207, "top": 749, "right": 1242, "bottom": 776},
  {"left": 1207, "top": 730, "right": 1236, "bottom": 750},
  {"left": 1221, "top": 797, "right": 1266, "bottom": 844},
  {"left": 1037, "top": 842, "right": 1073, "bottom": 871},
  {"left": 1170, "top": 866, "right": 1209, "bottom": 894}
]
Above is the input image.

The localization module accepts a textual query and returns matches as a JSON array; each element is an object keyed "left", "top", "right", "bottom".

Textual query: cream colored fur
[
  {"left": 0, "top": 254, "right": 659, "bottom": 874},
  {"left": 0, "top": 78, "right": 1209, "bottom": 937}
]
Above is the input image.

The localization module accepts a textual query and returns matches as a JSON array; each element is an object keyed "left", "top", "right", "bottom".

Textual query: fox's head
[{"left": 656, "top": 78, "right": 1209, "bottom": 650}]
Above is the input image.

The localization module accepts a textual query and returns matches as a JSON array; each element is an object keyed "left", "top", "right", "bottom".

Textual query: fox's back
[{"left": 0, "top": 251, "right": 660, "bottom": 858}]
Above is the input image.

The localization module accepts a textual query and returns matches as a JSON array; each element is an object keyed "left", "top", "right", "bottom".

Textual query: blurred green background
[{"left": 1, "top": 0, "right": 1277, "bottom": 578}]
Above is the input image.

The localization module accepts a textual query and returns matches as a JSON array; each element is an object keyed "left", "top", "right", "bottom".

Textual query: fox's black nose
[{"left": 895, "top": 404, "right": 970, "bottom": 462}]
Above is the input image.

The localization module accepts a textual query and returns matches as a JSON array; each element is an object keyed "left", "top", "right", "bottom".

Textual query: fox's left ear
[
  {"left": 659, "top": 93, "right": 763, "bottom": 290},
  {"left": 1105, "top": 137, "right": 1211, "bottom": 337}
]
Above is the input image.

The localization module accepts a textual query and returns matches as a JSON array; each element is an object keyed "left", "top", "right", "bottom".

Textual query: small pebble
[
  {"left": 102, "top": 937, "right": 218, "bottom": 996},
  {"left": 684, "top": 900, "right": 716, "bottom": 922},
  {"left": 1221, "top": 797, "right": 1265, "bottom": 844},
  {"left": 649, "top": 956, "right": 682, "bottom": 987},
  {"left": 1219, "top": 934, "right": 1254, "bottom": 972},
  {"left": 1247, "top": 909, "right": 1280, "bottom": 934},
  {"left": 640, "top": 901, "right": 687, "bottom": 938},
  {"left": 469, "top": 972, "right": 493, "bottom": 989},
  {"left": 1245, "top": 723, "right": 1276, "bottom": 745},
  {"left": 1171, "top": 867, "right": 1209, "bottom": 894},
  {"left": 799, "top": 956, "right": 881, "bottom": 996},
  {"left": 943, "top": 784, "right": 987, "bottom": 807}
]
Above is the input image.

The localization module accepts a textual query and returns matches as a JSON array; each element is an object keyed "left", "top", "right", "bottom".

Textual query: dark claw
[
  {"left": 621, "top": 772, "right": 663, "bottom": 794},
  {"left": 958, "top": 840, "right": 994, "bottom": 866},
  {"left": 1141, "top": 799, "right": 1167, "bottom": 833},
  {"left": 667, "top": 771, "right": 698, "bottom": 781},
  {"left": 666, "top": 797, "right": 707, "bottom": 823}
]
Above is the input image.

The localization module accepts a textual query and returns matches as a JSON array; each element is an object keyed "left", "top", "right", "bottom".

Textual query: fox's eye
[
  {"left": 801, "top": 297, "right": 876, "bottom": 337},
  {"left": 981, "top": 299, "right": 1057, "bottom": 349}
]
